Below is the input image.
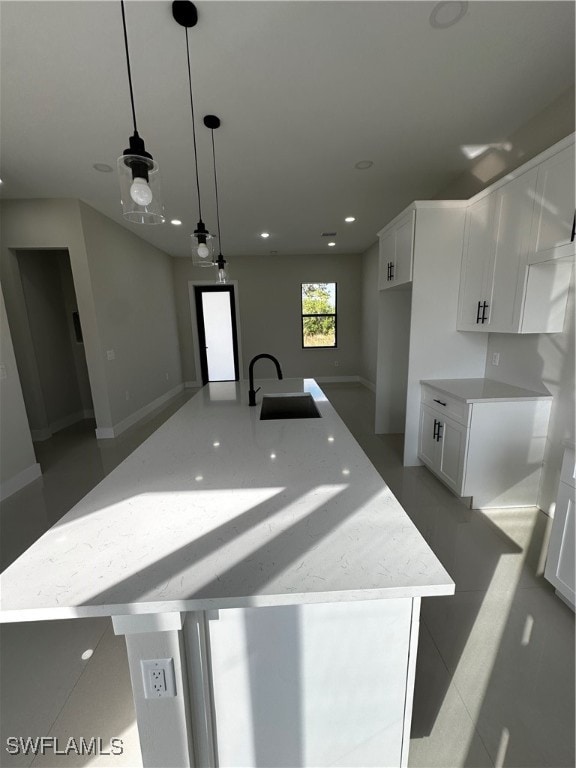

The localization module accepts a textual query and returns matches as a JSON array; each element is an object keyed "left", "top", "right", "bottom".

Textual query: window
[{"left": 301, "top": 283, "right": 337, "bottom": 348}]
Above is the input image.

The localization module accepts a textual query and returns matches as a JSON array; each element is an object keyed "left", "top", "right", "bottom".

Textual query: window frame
[{"left": 301, "top": 282, "right": 338, "bottom": 349}]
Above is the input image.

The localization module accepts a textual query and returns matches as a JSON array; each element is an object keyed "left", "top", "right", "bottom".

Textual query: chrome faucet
[{"left": 248, "top": 354, "right": 283, "bottom": 406}]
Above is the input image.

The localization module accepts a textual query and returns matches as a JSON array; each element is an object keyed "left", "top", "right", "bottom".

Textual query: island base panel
[{"left": 194, "top": 598, "right": 420, "bottom": 767}]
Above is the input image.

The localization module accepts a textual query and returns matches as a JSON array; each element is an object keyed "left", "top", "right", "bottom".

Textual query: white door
[
  {"left": 457, "top": 194, "right": 496, "bottom": 330},
  {"left": 488, "top": 168, "right": 538, "bottom": 332},
  {"left": 419, "top": 405, "right": 439, "bottom": 468},
  {"left": 378, "top": 227, "right": 395, "bottom": 289},
  {"left": 195, "top": 286, "right": 239, "bottom": 383},
  {"left": 437, "top": 415, "right": 467, "bottom": 494},
  {"left": 528, "top": 143, "right": 576, "bottom": 264},
  {"left": 393, "top": 210, "right": 415, "bottom": 287}
]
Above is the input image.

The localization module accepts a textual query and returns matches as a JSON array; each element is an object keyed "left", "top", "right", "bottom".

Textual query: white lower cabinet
[
  {"left": 418, "top": 382, "right": 552, "bottom": 508},
  {"left": 419, "top": 405, "right": 466, "bottom": 494},
  {"left": 545, "top": 447, "right": 575, "bottom": 610}
]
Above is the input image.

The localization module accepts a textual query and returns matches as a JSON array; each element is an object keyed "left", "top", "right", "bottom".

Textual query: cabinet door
[
  {"left": 379, "top": 210, "right": 415, "bottom": 290},
  {"left": 393, "top": 210, "right": 415, "bottom": 287},
  {"left": 436, "top": 415, "right": 467, "bottom": 494},
  {"left": 418, "top": 405, "right": 439, "bottom": 468},
  {"left": 528, "top": 143, "right": 576, "bottom": 264},
  {"left": 488, "top": 168, "right": 538, "bottom": 332},
  {"left": 545, "top": 481, "right": 575, "bottom": 607},
  {"left": 457, "top": 194, "right": 496, "bottom": 330},
  {"left": 378, "top": 227, "right": 395, "bottom": 290}
]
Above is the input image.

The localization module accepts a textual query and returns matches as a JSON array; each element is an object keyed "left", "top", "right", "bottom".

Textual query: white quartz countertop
[
  {"left": 0, "top": 379, "right": 454, "bottom": 623},
  {"left": 421, "top": 378, "right": 552, "bottom": 403}
]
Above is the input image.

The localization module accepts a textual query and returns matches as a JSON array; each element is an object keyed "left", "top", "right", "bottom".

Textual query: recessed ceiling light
[
  {"left": 355, "top": 160, "right": 373, "bottom": 170},
  {"left": 429, "top": 1, "right": 468, "bottom": 29},
  {"left": 345, "top": 216, "right": 356, "bottom": 223},
  {"left": 260, "top": 232, "right": 270, "bottom": 238},
  {"left": 170, "top": 219, "right": 182, "bottom": 226},
  {"left": 328, "top": 242, "right": 336, "bottom": 247},
  {"left": 93, "top": 163, "right": 113, "bottom": 173}
]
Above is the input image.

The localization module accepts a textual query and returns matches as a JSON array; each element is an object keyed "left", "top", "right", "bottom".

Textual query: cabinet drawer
[
  {"left": 422, "top": 386, "right": 469, "bottom": 426},
  {"left": 560, "top": 447, "right": 576, "bottom": 489}
]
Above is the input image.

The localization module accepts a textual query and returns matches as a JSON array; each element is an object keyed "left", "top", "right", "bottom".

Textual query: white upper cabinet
[
  {"left": 457, "top": 194, "right": 497, "bottom": 330},
  {"left": 378, "top": 210, "right": 415, "bottom": 290},
  {"left": 528, "top": 143, "right": 576, "bottom": 264},
  {"left": 457, "top": 138, "right": 574, "bottom": 334}
]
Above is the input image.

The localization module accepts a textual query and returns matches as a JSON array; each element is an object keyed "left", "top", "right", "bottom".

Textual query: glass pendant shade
[
  {"left": 191, "top": 218, "right": 216, "bottom": 265},
  {"left": 118, "top": 153, "right": 164, "bottom": 224},
  {"left": 216, "top": 253, "right": 227, "bottom": 283}
]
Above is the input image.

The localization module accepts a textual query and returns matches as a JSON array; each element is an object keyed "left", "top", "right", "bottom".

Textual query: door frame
[{"left": 188, "top": 281, "right": 243, "bottom": 386}]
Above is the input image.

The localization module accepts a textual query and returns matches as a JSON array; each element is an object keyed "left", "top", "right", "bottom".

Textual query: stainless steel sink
[{"left": 259, "top": 393, "right": 321, "bottom": 420}]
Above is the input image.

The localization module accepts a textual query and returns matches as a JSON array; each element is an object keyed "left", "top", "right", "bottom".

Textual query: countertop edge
[
  {"left": 421, "top": 379, "right": 553, "bottom": 403},
  {"left": 0, "top": 583, "right": 456, "bottom": 622}
]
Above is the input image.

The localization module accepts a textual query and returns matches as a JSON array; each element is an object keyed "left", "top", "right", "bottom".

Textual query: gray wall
[
  {"left": 0, "top": 199, "right": 113, "bottom": 431},
  {"left": 484, "top": 275, "right": 575, "bottom": 515},
  {"left": 359, "top": 242, "right": 378, "bottom": 387},
  {"left": 57, "top": 251, "right": 94, "bottom": 414},
  {"left": 78, "top": 203, "right": 183, "bottom": 427},
  {"left": 0, "top": 199, "right": 183, "bottom": 436},
  {"left": 436, "top": 86, "right": 575, "bottom": 200},
  {"left": 173, "top": 253, "right": 362, "bottom": 382},
  {"left": 374, "top": 287, "right": 412, "bottom": 433},
  {"left": 0, "top": 285, "right": 38, "bottom": 492},
  {"left": 16, "top": 250, "right": 84, "bottom": 432}
]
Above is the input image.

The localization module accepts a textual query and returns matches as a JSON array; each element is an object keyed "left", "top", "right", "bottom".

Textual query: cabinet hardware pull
[
  {"left": 436, "top": 423, "right": 443, "bottom": 442},
  {"left": 390, "top": 262, "right": 394, "bottom": 280},
  {"left": 476, "top": 301, "right": 482, "bottom": 324},
  {"left": 571, "top": 212, "right": 575, "bottom": 243},
  {"left": 481, "top": 301, "right": 489, "bottom": 324},
  {"left": 433, "top": 419, "right": 439, "bottom": 440},
  {"left": 433, "top": 399, "right": 447, "bottom": 406}
]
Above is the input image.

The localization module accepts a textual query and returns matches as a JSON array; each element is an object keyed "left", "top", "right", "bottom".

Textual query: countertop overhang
[
  {"left": 0, "top": 379, "right": 454, "bottom": 623},
  {"left": 421, "top": 378, "right": 552, "bottom": 403}
]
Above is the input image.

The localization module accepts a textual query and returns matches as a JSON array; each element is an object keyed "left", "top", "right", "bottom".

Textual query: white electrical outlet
[
  {"left": 334, "top": 360, "right": 339, "bottom": 367},
  {"left": 492, "top": 352, "right": 500, "bottom": 366},
  {"left": 106, "top": 349, "right": 115, "bottom": 361},
  {"left": 141, "top": 658, "right": 176, "bottom": 699},
  {"left": 0, "top": 364, "right": 7, "bottom": 380}
]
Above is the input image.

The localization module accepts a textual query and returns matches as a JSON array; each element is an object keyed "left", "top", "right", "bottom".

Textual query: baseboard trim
[
  {"left": 31, "top": 428, "right": 52, "bottom": 442},
  {"left": 315, "top": 375, "right": 361, "bottom": 384},
  {"left": 95, "top": 384, "right": 185, "bottom": 440},
  {"left": 32, "top": 410, "right": 95, "bottom": 442},
  {"left": 0, "top": 462, "right": 42, "bottom": 502},
  {"left": 185, "top": 380, "right": 202, "bottom": 389},
  {"left": 358, "top": 377, "right": 376, "bottom": 392}
]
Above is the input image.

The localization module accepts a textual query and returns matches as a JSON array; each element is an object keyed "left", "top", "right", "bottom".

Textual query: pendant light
[
  {"left": 204, "top": 115, "right": 228, "bottom": 283},
  {"left": 173, "top": 1, "right": 215, "bottom": 265},
  {"left": 116, "top": 0, "right": 164, "bottom": 224}
]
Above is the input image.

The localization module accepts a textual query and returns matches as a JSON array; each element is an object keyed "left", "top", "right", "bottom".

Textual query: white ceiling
[{"left": 1, "top": 1, "right": 574, "bottom": 258}]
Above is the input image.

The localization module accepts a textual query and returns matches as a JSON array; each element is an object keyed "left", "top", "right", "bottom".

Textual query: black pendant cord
[
  {"left": 185, "top": 27, "right": 203, "bottom": 221},
  {"left": 120, "top": 0, "right": 138, "bottom": 135},
  {"left": 210, "top": 128, "right": 223, "bottom": 254}
]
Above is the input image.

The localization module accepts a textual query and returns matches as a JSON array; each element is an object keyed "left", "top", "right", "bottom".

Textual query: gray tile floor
[{"left": 1, "top": 383, "right": 574, "bottom": 768}]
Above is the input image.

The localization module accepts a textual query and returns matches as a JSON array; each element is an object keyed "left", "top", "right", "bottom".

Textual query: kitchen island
[{"left": 0, "top": 379, "right": 454, "bottom": 767}]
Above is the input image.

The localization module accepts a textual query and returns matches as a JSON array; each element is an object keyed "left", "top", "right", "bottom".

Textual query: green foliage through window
[{"left": 301, "top": 283, "right": 337, "bottom": 347}]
